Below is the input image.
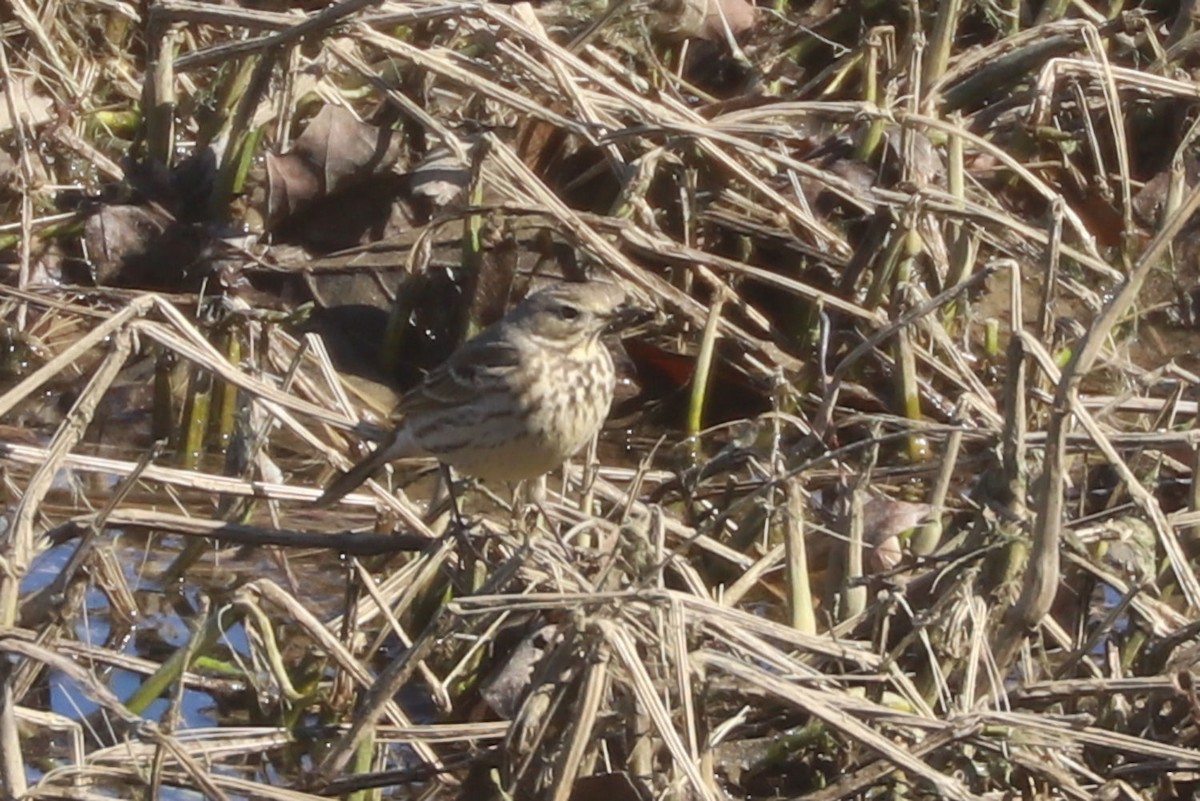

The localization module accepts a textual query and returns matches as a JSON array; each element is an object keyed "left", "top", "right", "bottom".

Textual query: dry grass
[{"left": 2, "top": 0, "right": 1200, "bottom": 799}]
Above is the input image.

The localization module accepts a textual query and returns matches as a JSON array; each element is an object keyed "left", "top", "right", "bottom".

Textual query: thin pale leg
[{"left": 439, "top": 462, "right": 467, "bottom": 530}]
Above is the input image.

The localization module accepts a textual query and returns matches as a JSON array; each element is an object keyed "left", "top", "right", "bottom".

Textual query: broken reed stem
[
  {"left": 143, "top": 23, "right": 177, "bottom": 168},
  {"left": 784, "top": 480, "right": 815, "bottom": 634},
  {"left": 913, "top": 424, "right": 962, "bottom": 556},
  {"left": 687, "top": 291, "right": 725, "bottom": 443},
  {"left": 839, "top": 482, "right": 867, "bottom": 622}
]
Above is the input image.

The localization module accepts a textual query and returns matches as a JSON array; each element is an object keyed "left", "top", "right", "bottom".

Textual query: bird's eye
[{"left": 558, "top": 304, "right": 580, "bottom": 320}]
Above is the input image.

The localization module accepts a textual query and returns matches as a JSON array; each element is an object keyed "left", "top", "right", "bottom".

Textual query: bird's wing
[
  {"left": 392, "top": 338, "right": 522, "bottom": 421},
  {"left": 315, "top": 425, "right": 420, "bottom": 507},
  {"left": 317, "top": 335, "right": 523, "bottom": 507}
]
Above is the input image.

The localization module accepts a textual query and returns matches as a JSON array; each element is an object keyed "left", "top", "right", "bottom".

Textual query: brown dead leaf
[
  {"left": 83, "top": 205, "right": 210, "bottom": 288},
  {"left": 1133, "top": 151, "right": 1200, "bottom": 229},
  {"left": 409, "top": 146, "right": 470, "bottom": 206},
  {"left": 265, "top": 151, "right": 322, "bottom": 228},
  {"left": 84, "top": 205, "right": 169, "bottom": 284},
  {"left": 291, "top": 104, "right": 404, "bottom": 195},
  {"left": 270, "top": 172, "right": 412, "bottom": 252},
  {"left": 861, "top": 492, "right": 932, "bottom": 572},
  {"left": 266, "top": 104, "right": 407, "bottom": 241},
  {"left": 653, "top": 0, "right": 759, "bottom": 42},
  {"left": 570, "top": 773, "right": 647, "bottom": 801},
  {"left": 480, "top": 624, "right": 559, "bottom": 719},
  {"left": 0, "top": 75, "right": 54, "bottom": 132}
]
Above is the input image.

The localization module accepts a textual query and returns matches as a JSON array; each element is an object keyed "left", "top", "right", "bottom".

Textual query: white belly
[{"left": 413, "top": 343, "right": 615, "bottom": 483}]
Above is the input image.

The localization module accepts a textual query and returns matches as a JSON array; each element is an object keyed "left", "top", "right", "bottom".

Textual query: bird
[{"left": 317, "top": 280, "right": 636, "bottom": 507}]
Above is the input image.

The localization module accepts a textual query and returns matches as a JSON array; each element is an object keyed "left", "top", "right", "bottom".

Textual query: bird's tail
[{"left": 315, "top": 431, "right": 412, "bottom": 507}]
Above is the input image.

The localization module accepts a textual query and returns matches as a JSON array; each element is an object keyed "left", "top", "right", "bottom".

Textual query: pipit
[{"left": 317, "top": 281, "right": 636, "bottom": 507}]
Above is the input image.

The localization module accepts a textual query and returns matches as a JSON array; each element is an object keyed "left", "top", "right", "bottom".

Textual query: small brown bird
[{"left": 318, "top": 281, "right": 635, "bottom": 507}]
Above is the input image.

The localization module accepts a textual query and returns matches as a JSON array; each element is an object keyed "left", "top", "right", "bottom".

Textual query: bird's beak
[{"left": 607, "top": 302, "right": 652, "bottom": 332}]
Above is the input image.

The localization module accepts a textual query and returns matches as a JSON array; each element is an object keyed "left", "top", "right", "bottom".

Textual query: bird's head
[{"left": 514, "top": 281, "right": 640, "bottom": 347}]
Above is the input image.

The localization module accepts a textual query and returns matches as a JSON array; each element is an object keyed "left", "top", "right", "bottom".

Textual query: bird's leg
[
  {"left": 439, "top": 462, "right": 468, "bottom": 531},
  {"left": 513, "top": 475, "right": 554, "bottom": 536},
  {"left": 526, "top": 475, "right": 547, "bottom": 510},
  {"left": 518, "top": 477, "right": 576, "bottom": 560},
  {"left": 434, "top": 465, "right": 491, "bottom": 585}
]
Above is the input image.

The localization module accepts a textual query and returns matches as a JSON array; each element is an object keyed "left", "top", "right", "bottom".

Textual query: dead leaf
[
  {"left": 1133, "top": 151, "right": 1200, "bottom": 229},
  {"left": 570, "top": 773, "right": 647, "bottom": 801},
  {"left": 269, "top": 172, "right": 412, "bottom": 251},
  {"left": 480, "top": 624, "right": 559, "bottom": 719},
  {"left": 653, "top": 0, "right": 758, "bottom": 42},
  {"left": 0, "top": 75, "right": 54, "bottom": 133},
  {"left": 290, "top": 104, "right": 403, "bottom": 195},
  {"left": 266, "top": 104, "right": 408, "bottom": 240},
  {"left": 409, "top": 146, "right": 470, "bottom": 206},
  {"left": 861, "top": 492, "right": 932, "bottom": 572},
  {"left": 265, "top": 151, "right": 322, "bottom": 228},
  {"left": 84, "top": 205, "right": 169, "bottom": 284},
  {"left": 83, "top": 205, "right": 210, "bottom": 288}
]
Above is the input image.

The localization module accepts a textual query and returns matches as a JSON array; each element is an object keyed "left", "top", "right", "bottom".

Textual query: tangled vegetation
[{"left": 2, "top": 0, "right": 1200, "bottom": 798}]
